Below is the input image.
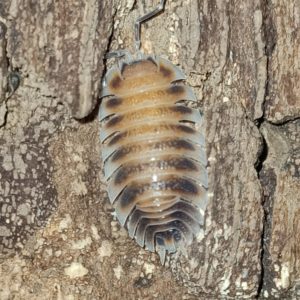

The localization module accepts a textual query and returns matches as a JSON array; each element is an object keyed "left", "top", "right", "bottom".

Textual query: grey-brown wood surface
[{"left": 0, "top": 0, "right": 299, "bottom": 299}]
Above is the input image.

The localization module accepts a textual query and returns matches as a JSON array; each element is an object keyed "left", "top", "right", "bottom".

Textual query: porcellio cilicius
[{"left": 99, "top": 0, "right": 208, "bottom": 264}]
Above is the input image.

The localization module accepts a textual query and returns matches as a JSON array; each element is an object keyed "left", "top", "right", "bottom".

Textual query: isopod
[{"left": 99, "top": 0, "right": 208, "bottom": 264}]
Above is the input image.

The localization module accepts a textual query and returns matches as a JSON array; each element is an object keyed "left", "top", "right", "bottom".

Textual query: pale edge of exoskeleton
[{"left": 100, "top": 0, "right": 208, "bottom": 264}]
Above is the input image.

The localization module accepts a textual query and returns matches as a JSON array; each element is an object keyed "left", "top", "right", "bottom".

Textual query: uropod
[{"left": 99, "top": 0, "right": 208, "bottom": 264}]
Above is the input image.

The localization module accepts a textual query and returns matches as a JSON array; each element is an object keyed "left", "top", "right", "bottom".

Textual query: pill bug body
[{"left": 99, "top": 55, "right": 208, "bottom": 263}]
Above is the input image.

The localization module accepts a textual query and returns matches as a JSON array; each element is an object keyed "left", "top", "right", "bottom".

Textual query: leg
[{"left": 134, "top": 0, "right": 167, "bottom": 52}]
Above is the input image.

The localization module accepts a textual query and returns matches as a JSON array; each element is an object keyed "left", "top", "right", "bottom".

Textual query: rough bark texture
[{"left": 0, "top": 0, "right": 299, "bottom": 299}]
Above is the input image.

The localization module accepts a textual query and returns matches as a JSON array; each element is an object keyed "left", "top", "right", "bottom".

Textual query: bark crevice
[
  {"left": 0, "top": 20, "right": 8, "bottom": 128},
  {"left": 255, "top": 0, "right": 277, "bottom": 296},
  {"left": 254, "top": 136, "right": 271, "bottom": 296}
]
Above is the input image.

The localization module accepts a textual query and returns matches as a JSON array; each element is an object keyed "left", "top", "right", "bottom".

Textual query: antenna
[{"left": 134, "top": 0, "right": 167, "bottom": 52}]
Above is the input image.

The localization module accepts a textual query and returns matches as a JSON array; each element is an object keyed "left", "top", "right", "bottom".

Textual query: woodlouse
[{"left": 99, "top": 0, "right": 208, "bottom": 264}]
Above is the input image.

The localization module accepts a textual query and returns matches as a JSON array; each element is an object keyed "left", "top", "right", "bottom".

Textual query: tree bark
[{"left": 0, "top": 0, "right": 299, "bottom": 299}]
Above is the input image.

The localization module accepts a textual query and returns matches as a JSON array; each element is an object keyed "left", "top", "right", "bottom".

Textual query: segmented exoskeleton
[{"left": 99, "top": 0, "right": 208, "bottom": 264}]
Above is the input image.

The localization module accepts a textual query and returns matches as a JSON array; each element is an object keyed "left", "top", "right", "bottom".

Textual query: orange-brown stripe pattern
[{"left": 100, "top": 56, "right": 208, "bottom": 264}]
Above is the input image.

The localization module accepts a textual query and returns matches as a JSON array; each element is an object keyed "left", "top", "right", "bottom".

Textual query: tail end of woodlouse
[
  {"left": 155, "top": 228, "right": 194, "bottom": 265},
  {"left": 155, "top": 230, "right": 178, "bottom": 265}
]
